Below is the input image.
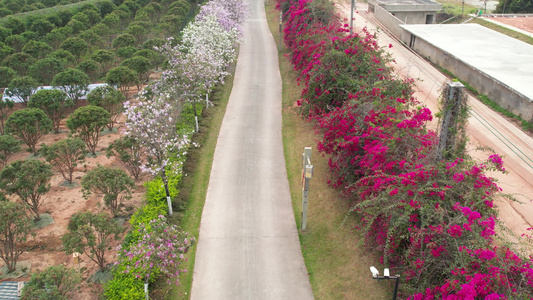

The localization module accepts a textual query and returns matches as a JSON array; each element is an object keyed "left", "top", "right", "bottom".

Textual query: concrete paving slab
[
  {"left": 190, "top": 0, "right": 314, "bottom": 298},
  {"left": 400, "top": 23, "right": 533, "bottom": 99}
]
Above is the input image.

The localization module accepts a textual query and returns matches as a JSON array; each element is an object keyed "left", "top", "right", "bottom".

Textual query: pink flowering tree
[
  {"left": 123, "top": 96, "right": 189, "bottom": 215},
  {"left": 116, "top": 215, "right": 195, "bottom": 298}
]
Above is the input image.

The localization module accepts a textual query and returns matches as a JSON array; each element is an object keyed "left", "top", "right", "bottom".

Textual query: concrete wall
[
  {"left": 403, "top": 34, "right": 533, "bottom": 121},
  {"left": 373, "top": 4, "right": 410, "bottom": 39},
  {"left": 391, "top": 11, "right": 435, "bottom": 24}
]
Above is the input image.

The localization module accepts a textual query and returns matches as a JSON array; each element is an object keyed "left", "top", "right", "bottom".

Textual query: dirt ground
[
  {"left": 487, "top": 16, "right": 533, "bottom": 34},
  {"left": 0, "top": 99, "right": 148, "bottom": 299}
]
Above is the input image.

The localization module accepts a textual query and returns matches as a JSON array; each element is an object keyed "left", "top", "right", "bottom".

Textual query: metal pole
[
  {"left": 392, "top": 276, "right": 400, "bottom": 300},
  {"left": 301, "top": 147, "right": 312, "bottom": 231},
  {"left": 350, "top": 0, "right": 355, "bottom": 35},
  {"left": 279, "top": 11, "right": 283, "bottom": 49}
]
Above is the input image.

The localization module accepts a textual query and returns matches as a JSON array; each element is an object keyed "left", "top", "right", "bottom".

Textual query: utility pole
[
  {"left": 350, "top": 0, "right": 355, "bottom": 35},
  {"left": 279, "top": 11, "right": 283, "bottom": 49},
  {"left": 436, "top": 82, "right": 465, "bottom": 161}
]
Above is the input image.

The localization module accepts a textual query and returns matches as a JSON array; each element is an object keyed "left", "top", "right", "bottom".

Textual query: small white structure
[{"left": 369, "top": 0, "right": 442, "bottom": 24}]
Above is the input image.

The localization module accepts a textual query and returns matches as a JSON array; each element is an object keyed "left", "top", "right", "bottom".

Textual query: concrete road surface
[{"left": 190, "top": 0, "right": 314, "bottom": 299}]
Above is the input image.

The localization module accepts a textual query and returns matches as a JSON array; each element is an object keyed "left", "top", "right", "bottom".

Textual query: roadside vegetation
[
  {"left": 0, "top": 0, "right": 247, "bottom": 299},
  {"left": 272, "top": 0, "right": 533, "bottom": 298}
]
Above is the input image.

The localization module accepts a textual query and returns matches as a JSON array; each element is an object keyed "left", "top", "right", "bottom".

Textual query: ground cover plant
[{"left": 276, "top": 0, "right": 533, "bottom": 298}]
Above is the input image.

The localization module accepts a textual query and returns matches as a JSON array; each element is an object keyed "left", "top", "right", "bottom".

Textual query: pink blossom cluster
[
  {"left": 277, "top": 0, "right": 532, "bottom": 298},
  {"left": 116, "top": 215, "right": 195, "bottom": 285}
]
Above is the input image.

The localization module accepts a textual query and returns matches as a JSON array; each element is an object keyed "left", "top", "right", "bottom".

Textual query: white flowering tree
[
  {"left": 196, "top": 0, "right": 248, "bottom": 37},
  {"left": 156, "top": 14, "right": 240, "bottom": 132},
  {"left": 123, "top": 96, "right": 189, "bottom": 215}
]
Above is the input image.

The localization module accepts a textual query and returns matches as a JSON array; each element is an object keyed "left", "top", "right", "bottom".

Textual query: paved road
[
  {"left": 190, "top": 0, "right": 314, "bottom": 299},
  {"left": 337, "top": 1, "right": 533, "bottom": 239}
]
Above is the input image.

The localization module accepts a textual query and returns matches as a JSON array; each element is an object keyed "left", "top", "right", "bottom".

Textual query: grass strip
[
  {"left": 468, "top": 18, "right": 533, "bottom": 46},
  {"left": 265, "top": 1, "right": 392, "bottom": 299}
]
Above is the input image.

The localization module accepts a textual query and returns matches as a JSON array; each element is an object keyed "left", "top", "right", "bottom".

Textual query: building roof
[
  {"left": 371, "top": 0, "right": 442, "bottom": 12},
  {"left": 0, "top": 282, "right": 22, "bottom": 300},
  {"left": 400, "top": 23, "right": 533, "bottom": 99}
]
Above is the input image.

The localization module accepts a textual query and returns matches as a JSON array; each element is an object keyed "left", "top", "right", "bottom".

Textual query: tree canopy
[{"left": 5, "top": 108, "right": 52, "bottom": 153}]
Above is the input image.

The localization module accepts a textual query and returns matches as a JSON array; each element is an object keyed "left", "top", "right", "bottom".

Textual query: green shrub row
[{"left": 103, "top": 102, "right": 203, "bottom": 300}]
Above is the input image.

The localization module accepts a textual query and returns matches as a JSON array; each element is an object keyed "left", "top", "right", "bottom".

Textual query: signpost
[{"left": 301, "top": 147, "right": 313, "bottom": 231}]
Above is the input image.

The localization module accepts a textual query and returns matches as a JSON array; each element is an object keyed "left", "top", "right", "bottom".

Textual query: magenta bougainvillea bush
[{"left": 276, "top": 0, "right": 533, "bottom": 298}]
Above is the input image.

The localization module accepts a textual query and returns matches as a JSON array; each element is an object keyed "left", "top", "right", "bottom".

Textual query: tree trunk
[{"left": 161, "top": 170, "right": 173, "bottom": 215}]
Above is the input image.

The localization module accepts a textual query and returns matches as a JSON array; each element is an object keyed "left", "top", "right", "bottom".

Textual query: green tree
[
  {"left": 43, "top": 29, "right": 67, "bottom": 50},
  {"left": 20, "top": 31, "right": 38, "bottom": 43},
  {"left": 29, "top": 57, "right": 65, "bottom": 85},
  {"left": 65, "top": 19, "right": 86, "bottom": 35},
  {"left": 126, "top": 24, "right": 147, "bottom": 44},
  {"left": 6, "top": 76, "right": 39, "bottom": 106},
  {"left": 5, "top": 108, "right": 52, "bottom": 153},
  {"left": 161, "top": 15, "right": 184, "bottom": 36},
  {"left": 22, "top": 40, "right": 52, "bottom": 59},
  {"left": 76, "top": 59, "right": 99, "bottom": 81},
  {"left": 0, "top": 8, "right": 13, "bottom": 17},
  {"left": 42, "top": 0, "right": 57, "bottom": 7},
  {"left": 78, "top": 30, "right": 103, "bottom": 48},
  {"left": 28, "top": 89, "right": 73, "bottom": 133},
  {"left": 20, "top": 265, "right": 82, "bottom": 300},
  {"left": 0, "top": 96, "right": 15, "bottom": 134},
  {"left": 115, "top": 46, "right": 137, "bottom": 60},
  {"left": 40, "top": 138, "right": 86, "bottom": 184},
  {"left": 496, "top": 0, "right": 533, "bottom": 13},
  {"left": 0, "top": 26, "right": 12, "bottom": 43},
  {"left": 3, "top": 17, "right": 25, "bottom": 35},
  {"left": 112, "top": 33, "right": 136, "bottom": 48},
  {"left": 60, "top": 37, "right": 88, "bottom": 62},
  {"left": 5, "top": 34, "right": 25, "bottom": 52},
  {"left": 0, "top": 66, "right": 16, "bottom": 88},
  {"left": 101, "top": 13, "right": 120, "bottom": 31},
  {"left": 3, "top": 52, "right": 35, "bottom": 75},
  {"left": 48, "top": 49, "right": 76, "bottom": 67},
  {"left": 81, "top": 165, "right": 135, "bottom": 216},
  {"left": 96, "top": 0, "right": 116, "bottom": 17},
  {"left": 120, "top": 56, "right": 150, "bottom": 87},
  {"left": 91, "top": 49, "right": 114, "bottom": 75},
  {"left": 29, "top": 19, "right": 55, "bottom": 37},
  {"left": 106, "top": 135, "right": 143, "bottom": 181},
  {"left": 105, "top": 66, "right": 137, "bottom": 98},
  {"left": 61, "top": 211, "right": 122, "bottom": 271},
  {"left": 0, "top": 43, "right": 15, "bottom": 62},
  {"left": 66, "top": 106, "right": 110, "bottom": 156},
  {"left": 85, "top": 9, "right": 102, "bottom": 25},
  {"left": 0, "top": 201, "right": 33, "bottom": 273},
  {"left": 87, "top": 85, "right": 125, "bottom": 130},
  {"left": 142, "top": 37, "right": 164, "bottom": 50},
  {"left": 45, "top": 14, "right": 63, "bottom": 27},
  {"left": 90, "top": 23, "right": 111, "bottom": 36},
  {"left": 51, "top": 68, "right": 89, "bottom": 103},
  {"left": 71, "top": 12, "right": 90, "bottom": 28},
  {"left": 0, "top": 159, "right": 53, "bottom": 221},
  {"left": 134, "top": 49, "right": 163, "bottom": 69},
  {"left": 0, "top": 135, "right": 21, "bottom": 169}
]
